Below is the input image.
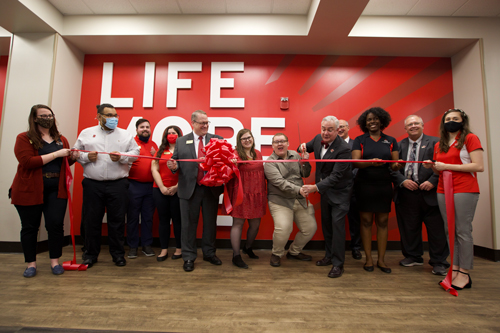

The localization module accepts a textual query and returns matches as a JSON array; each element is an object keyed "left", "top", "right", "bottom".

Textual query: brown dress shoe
[
  {"left": 270, "top": 254, "right": 281, "bottom": 267},
  {"left": 328, "top": 266, "right": 344, "bottom": 278},
  {"left": 316, "top": 257, "right": 332, "bottom": 266},
  {"left": 286, "top": 252, "right": 312, "bottom": 261}
]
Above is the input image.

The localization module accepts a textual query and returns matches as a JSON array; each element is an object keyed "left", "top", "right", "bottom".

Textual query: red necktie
[{"left": 197, "top": 136, "right": 205, "bottom": 185}]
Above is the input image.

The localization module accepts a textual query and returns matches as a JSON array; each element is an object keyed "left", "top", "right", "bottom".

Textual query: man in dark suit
[
  {"left": 167, "top": 110, "right": 224, "bottom": 272},
  {"left": 338, "top": 119, "right": 362, "bottom": 260},
  {"left": 393, "top": 115, "right": 449, "bottom": 275},
  {"left": 300, "top": 116, "right": 353, "bottom": 278}
]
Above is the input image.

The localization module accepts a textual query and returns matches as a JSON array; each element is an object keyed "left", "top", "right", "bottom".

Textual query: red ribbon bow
[{"left": 199, "top": 139, "right": 243, "bottom": 213}]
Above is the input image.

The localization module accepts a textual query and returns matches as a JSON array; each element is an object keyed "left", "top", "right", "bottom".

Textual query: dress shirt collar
[{"left": 408, "top": 134, "right": 423, "bottom": 145}]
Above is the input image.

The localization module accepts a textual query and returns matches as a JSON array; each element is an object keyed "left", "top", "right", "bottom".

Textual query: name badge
[{"left": 186, "top": 140, "right": 193, "bottom": 144}]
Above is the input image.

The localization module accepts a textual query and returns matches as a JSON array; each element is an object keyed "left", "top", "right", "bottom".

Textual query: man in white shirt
[{"left": 74, "top": 104, "right": 140, "bottom": 268}]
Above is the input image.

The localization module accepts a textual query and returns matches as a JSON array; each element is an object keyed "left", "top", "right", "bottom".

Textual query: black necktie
[{"left": 407, "top": 142, "right": 417, "bottom": 181}]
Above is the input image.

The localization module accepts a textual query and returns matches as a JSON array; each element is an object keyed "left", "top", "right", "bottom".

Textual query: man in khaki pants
[{"left": 264, "top": 133, "right": 317, "bottom": 267}]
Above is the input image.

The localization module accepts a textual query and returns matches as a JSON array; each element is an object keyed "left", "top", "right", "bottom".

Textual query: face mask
[
  {"left": 138, "top": 134, "right": 150, "bottom": 143},
  {"left": 444, "top": 121, "right": 463, "bottom": 133},
  {"left": 104, "top": 117, "right": 118, "bottom": 130},
  {"left": 167, "top": 134, "right": 178, "bottom": 144},
  {"left": 36, "top": 118, "right": 54, "bottom": 128}
]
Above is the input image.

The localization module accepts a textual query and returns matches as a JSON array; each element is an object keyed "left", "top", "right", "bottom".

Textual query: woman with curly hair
[
  {"left": 423, "top": 109, "right": 483, "bottom": 290},
  {"left": 352, "top": 107, "right": 401, "bottom": 273}
]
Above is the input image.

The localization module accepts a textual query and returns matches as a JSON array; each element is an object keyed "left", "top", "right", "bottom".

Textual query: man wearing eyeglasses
[
  {"left": 167, "top": 110, "right": 223, "bottom": 272},
  {"left": 393, "top": 115, "right": 449, "bottom": 275},
  {"left": 73, "top": 103, "right": 140, "bottom": 268},
  {"left": 298, "top": 116, "right": 352, "bottom": 278},
  {"left": 264, "top": 133, "right": 317, "bottom": 268}
]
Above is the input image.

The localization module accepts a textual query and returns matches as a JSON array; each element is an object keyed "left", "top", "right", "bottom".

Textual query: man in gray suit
[
  {"left": 299, "top": 115, "right": 353, "bottom": 278},
  {"left": 167, "top": 110, "right": 224, "bottom": 272},
  {"left": 393, "top": 115, "right": 449, "bottom": 275}
]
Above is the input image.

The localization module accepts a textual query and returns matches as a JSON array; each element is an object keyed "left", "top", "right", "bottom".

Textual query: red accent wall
[
  {"left": 74, "top": 54, "right": 454, "bottom": 242},
  {"left": 0, "top": 56, "right": 8, "bottom": 126}
]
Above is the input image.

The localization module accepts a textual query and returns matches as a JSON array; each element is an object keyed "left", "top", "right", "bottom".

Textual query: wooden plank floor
[{"left": 1, "top": 246, "right": 499, "bottom": 333}]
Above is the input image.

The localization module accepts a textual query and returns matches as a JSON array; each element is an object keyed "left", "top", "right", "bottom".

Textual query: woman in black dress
[{"left": 352, "top": 107, "right": 401, "bottom": 273}]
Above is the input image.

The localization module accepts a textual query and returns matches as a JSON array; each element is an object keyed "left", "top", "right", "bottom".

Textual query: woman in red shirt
[
  {"left": 424, "top": 109, "right": 484, "bottom": 290},
  {"left": 10, "top": 104, "right": 75, "bottom": 278},
  {"left": 152, "top": 126, "right": 183, "bottom": 261},
  {"left": 227, "top": 129, "right": 267, "bottom": 269}
]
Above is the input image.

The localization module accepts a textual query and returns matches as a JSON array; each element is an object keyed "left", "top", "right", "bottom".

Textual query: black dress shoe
[
  {"left": 363, "top": 264, "right": 374, "bottom": 272},
  {"left": 157, "top": 254, "right": 168, "bottom": 262},
  {"left": 114, "top": 257, "right": 126, "bottom": 267},
  {"left": 377, "top": 262, "right": 391, "bottom": 273},
  {"left": 203, "top": 255, "right": 222, "bottom": 265},
  {"left": 352, "top": 249, "right": 362, "bottom": 260},
  {"left": 242, "top": 247, "right": 259, "bottom": 259},
  {"left": 451, "top": 271, "right": 472, "bottom": 290},
  {"left": 328, "top": 266, "right": 344, "bottom": 278},
  {"left": 183, "top": 260, "right": 195, "bottom": 272},
  {"left": 171, "top": 254, "right": 182, "bottom": 260},
  {"left": 316, "top": 257, "right": 332, "bottom": 266},
  {"left": 286, "top": 252, "right": 312, "bottom": 261},
  {"left": 232, "top": 255, "right": 248, "bottom": 269},
  {"left": 82, "top": 258, "right": 97, "bottom": 268}
]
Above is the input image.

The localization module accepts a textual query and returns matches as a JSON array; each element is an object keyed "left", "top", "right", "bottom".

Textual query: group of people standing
[{"left": 11, "top": 104, "right": 483, "bottom": 291}]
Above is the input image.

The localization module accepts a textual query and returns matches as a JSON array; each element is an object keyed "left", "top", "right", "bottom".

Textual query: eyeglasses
[
  {"left": 100, "top": 113, "right": 119, "bottom": 118},
  {"left": 405, "top": 122, "right": 422, "bottom": 127},
  {"left": 194, "top": 120, "right": 210, "bottom": 126},
  {"left": 240, "top": 136, "right": 253, "bottom": 142},
  {"left": 272, "top": 140, "right": 288, "bottom": 145},
  {"left": 37, "top": 115, "right": 54, "bottom": 119}
]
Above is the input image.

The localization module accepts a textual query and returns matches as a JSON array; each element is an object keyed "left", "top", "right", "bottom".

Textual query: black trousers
[
  {"left": 346, "top": 192, "right": 362, "bottom": 251},
  {"left": 81, "top": 178, "right": 129, "bottom": 261},
  {"left": 320, "top": 194, "right": 349, "bottom": 267},
  {"left": 179, "top": 184, "right": 219, "bottom": 261},
  {"left": 15, "top": 178, "right": 67, "bottom": 263},
  {"left": 153, "top": 188, "right": 182, "bottom": 249},
  {"left": 396, "top": 188, "right": 449, "bottom": 267}
]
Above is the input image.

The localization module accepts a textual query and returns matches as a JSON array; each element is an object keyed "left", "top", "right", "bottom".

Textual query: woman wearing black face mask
[
  {"left": 151, "top": 125, "right": 183, "bottom": 261},
  {"left": 10, "top": 104, "right": 77, "bottom": 278},
  {"left": 424, "top": 109, "right": 484, "bottom": 290}
]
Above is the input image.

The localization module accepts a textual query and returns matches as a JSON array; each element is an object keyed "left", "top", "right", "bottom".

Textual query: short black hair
[
  {"left": 96, "top": 103, "right": 115, "bottom": 114},
  {"left": 135, "top": 118, "right": 150, "bottom": 128},
  {"left": 357, "top": 107, "right": 392, "bottom": 133}
]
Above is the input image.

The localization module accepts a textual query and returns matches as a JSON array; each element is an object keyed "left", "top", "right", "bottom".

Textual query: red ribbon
[
  {"left": 71, "top": 149, "right": 429, "bottom": 165},
  {"left": 439, "top": 171, "right": 457, "bottom": 296},
  {"left": 198, "top": 139, "right": 243, "bottom": 214},
  {"left": 62, "top": 158, "right": 87, "bottom": 271}
]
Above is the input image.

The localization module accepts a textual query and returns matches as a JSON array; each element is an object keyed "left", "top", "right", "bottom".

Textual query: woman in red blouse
[
  {"left": 10, "top": 104, "right": 76, "bottom": 278},
  {"left": 424, "top": 109, "right": 484, "bottom": 290},
  {"left": 227, "top": 129, "right": 267, "bottom": 269},
  {"left": 152, "top": 126, "right": 183, "bottom": 261}
]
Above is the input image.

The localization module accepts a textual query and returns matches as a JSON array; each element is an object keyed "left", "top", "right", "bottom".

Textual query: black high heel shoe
[
  {"left": 242, "top": 247, "right": 259, "bottom": 259},
  {"left": 451, "top": 271, "right": 472, "bottom": 290}
]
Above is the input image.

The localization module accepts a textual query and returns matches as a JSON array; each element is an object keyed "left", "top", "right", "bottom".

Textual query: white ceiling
[
  {"left": 46, "top": 0, "right": 314, "bottom": 15},
  {"left": 0, "top": 0, "right": 497, "bottom": 56},
  {"left": 362, "top": 0, "right": 500, "bottom": 17},
  {"left": 45, "top": 0, "right": 500, "bottom": 17}
]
